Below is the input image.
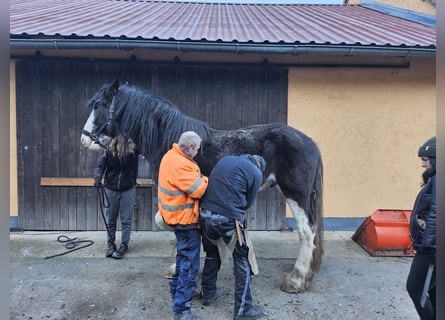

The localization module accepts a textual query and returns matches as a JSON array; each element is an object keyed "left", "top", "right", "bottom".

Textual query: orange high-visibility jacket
[{"left": 158, "top": 143, "right": 208, "bottom": 226}]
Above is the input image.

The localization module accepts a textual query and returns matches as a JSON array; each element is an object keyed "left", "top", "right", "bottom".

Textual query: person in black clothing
[
  {"left": 198, "top": 154, "right": 266, "bottom": 320},
  {"left": 94, "top": 134, "right": 139, "bottom": 259},
  {"left": 406, "top": 136, "right": 436, "bottom": 320}
]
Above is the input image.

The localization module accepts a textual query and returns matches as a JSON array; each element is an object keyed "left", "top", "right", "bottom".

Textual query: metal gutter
[{"left": 10, "top": 39, "right": 436, "bottom": 58}]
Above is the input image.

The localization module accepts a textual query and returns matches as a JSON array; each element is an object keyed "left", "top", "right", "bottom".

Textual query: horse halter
[{"left": 82, "top": 96, "right": 116, "bottom": 149}]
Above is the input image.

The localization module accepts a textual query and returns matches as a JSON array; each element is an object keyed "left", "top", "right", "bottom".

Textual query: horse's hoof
[
  {"left": 280, "top": 280, "right": 305, "bottom": 294},
  {"left": 163, "top": 263, "right": 176, "bottom": 279},
  {"left": 280, "top": 269, "right": 312, "bottom": 293}
]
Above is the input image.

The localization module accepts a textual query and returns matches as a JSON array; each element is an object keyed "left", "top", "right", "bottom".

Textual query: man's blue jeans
[
  {"left": 171, "top": 228, "right": 201, "bottom": 314},
  {"left": 200, "top": 211, "right": 254, "bottom": 317}
]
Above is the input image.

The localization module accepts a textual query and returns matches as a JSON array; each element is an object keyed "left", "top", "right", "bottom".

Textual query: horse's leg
[
  {"left": 155, "top": 211, "right": 177, "bottom": 278},
  {"left": 281, "top": 199, "right": 316, "bottom": 293},
  {"left": 163, "top": 261, "right": 176, "bottom": 279}
]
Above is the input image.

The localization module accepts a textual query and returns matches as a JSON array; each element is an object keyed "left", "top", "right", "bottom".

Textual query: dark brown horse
[{"left": 81, "top": 78, "right": 323, "bottom": 293}]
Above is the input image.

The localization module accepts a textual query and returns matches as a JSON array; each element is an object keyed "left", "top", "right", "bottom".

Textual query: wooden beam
[{"left": 40, "top": 177, "right": 153, "bottom": 187}]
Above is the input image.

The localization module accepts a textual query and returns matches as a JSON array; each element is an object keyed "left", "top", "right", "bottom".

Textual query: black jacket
[
  {"left": 94, "top": 150, "right": 139, "bottom": 192},
  {"left": 409, "top": 175, "right": 436, "bottom": 254}
]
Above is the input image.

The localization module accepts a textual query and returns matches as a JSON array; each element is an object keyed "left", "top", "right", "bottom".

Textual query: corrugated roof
[{"left": 10, "top": 0, "right": 436, "bottom": 48}]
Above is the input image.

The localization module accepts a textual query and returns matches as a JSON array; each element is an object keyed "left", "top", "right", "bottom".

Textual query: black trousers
[
  {"left": 406, "top": 252, "right": 436, "bottom": 320},
  {"left": 200, "top": 211, "right": 255, "bottom": 316}
]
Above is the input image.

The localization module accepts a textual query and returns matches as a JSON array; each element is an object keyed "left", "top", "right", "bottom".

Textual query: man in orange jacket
[{"left": 158, "top": 131, "right": 208, "bottom": 320}]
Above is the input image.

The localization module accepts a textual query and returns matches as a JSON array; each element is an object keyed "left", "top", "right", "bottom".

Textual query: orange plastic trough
[{"left": 352, "top": 209, "right": 415, "bottom": 257}]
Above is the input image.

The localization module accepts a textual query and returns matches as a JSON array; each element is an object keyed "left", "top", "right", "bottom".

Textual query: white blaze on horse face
[
  {"left": 80, "top": 110, "right": 112, "bottom": 151},
  {"left": 80, "top": 110, "right": 95, "bottom": 148}
]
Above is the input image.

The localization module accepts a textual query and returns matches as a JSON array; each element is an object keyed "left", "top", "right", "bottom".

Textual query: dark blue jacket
[{"left": 199, "top": 154, "right": 263, "bottom": 222}]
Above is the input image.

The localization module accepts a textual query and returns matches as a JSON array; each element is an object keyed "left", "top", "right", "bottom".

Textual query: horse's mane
[{"left": 113, "top": 84, "right": 210, "bottom": 166}]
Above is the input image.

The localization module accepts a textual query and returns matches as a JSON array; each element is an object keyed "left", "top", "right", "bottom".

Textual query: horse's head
[{"left": 80, "top": 78, "right": 120, "bottom": 150}]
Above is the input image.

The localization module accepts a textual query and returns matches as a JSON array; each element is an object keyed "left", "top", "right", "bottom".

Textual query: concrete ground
[{"left": 10, "top": 230, "right": 418, "bottom": 320}]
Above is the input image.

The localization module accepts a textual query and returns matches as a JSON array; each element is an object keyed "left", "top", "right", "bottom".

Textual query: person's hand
[
  {"left": 94, "top": 180, "right": 103, "bottom": 189},
  {"left": 413, "top": 243, "right": 436, "bottom": 255}
]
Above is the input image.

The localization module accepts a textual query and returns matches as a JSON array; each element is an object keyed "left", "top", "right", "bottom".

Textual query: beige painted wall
[
  {"left": 288, "top": 58, "right": 436, "bottom": 217},
  {"left": 347, "top": 0, "right": 436, "bottom": 15}
]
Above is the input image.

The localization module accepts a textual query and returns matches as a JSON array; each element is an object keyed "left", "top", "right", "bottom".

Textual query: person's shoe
[
  {"left": 105, "top": 241, "right": 116, "bottom": 258},
  {"left": 173, "top": 310, "right": 200, "bottom": 320},
  {"left": 112, "top": 242, "right": 128, "bottom": 259},
  {"left": 202, "top": 287, "right": 223, "bottom": 306},
  {"left": 233, "top": 305, "right": 264, "bottom": 320}
]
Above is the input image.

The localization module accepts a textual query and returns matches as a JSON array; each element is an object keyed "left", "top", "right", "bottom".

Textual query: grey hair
[{"left": 178, "top": 131, "right": 202, "bottom": 148}]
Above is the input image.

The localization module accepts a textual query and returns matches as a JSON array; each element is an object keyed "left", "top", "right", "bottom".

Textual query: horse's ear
[{"left": 107, "top": 78, "right": 120, "bottom": 97}]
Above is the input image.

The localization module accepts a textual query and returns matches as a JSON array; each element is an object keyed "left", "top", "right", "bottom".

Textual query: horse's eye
[{"left": 93, "top": 101, "right": 100, "bottom": 110}]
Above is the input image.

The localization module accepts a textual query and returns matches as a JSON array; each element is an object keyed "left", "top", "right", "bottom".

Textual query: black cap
[{"left": 418, "top": 136, "right": 436, "bottom": 158}]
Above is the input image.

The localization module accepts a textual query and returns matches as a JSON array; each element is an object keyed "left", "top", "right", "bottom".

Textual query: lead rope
[
  {"left": 43, "top": 235, "right": 94, "bottom": 259},
  {"left": 97, "top": 184, "right": 114, "bottom": 241},
  {"left": 43, "top": 185, "right": 112, "bottom": 259}
]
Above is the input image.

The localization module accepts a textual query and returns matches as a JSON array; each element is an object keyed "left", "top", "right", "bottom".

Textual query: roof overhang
[{"left": 10, "top": 38, "right": 436, "bottom": 59}]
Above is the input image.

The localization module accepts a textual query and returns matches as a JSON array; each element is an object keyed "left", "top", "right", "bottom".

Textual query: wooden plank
[
  {"left": 19, "top": 61, "right": 37, "bottom": 230},
  {"left": 134, "top": 188, "right": 153, "bottom": 231},
  {"left": 41, "top": 68, "right": 54, "bottom": 230},
  {"left": 68, "top": 62, "right": 86, "bottom": 231},
  {"left": 40, "top": 177, "right": 153, "bottom": 187},
  {"left": 50, "top": 63, "right": 63, "bottom": 230}
]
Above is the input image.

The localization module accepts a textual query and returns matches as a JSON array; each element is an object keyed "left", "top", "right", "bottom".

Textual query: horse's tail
[{"left": 311, "top": 153, "right": 324, "bottom": 273}]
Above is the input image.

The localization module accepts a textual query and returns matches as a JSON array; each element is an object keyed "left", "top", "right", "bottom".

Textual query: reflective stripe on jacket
[{"left": 158, "top": 143, "right": 208, "bottom": 226}]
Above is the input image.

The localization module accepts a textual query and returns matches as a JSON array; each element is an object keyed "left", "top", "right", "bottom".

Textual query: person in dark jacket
[
  {"left": 198, "top": 154, "right": 266, "bottom": 320},
  {"left": 406, "top": 136, "right": 436, "bottom": 320},
  {"left": 94, "top": 134, "right": 139, "bottom": 259}
]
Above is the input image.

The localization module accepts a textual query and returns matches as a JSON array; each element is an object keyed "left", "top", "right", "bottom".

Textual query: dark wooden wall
[{"left": 15, "top": 57, "right": 288, "bottom": 231}]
